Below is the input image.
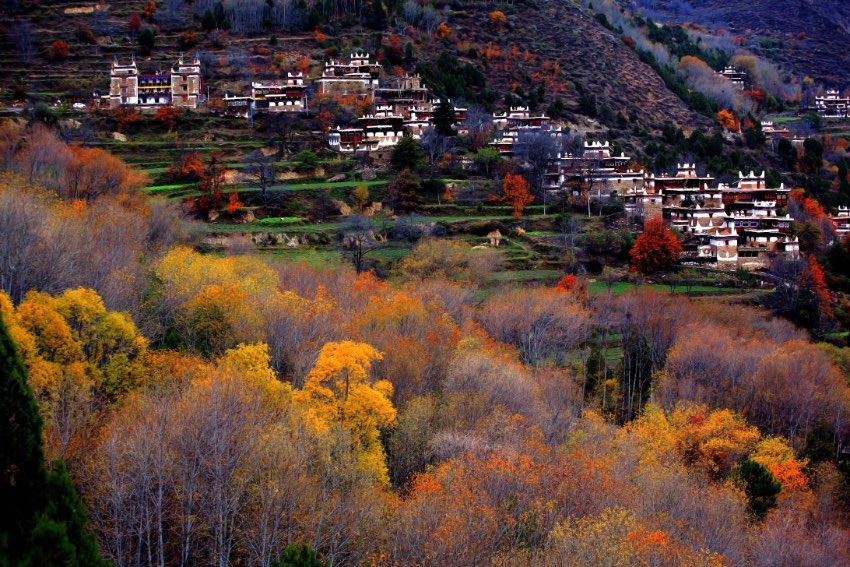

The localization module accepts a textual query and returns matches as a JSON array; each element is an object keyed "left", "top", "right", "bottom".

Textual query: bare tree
[
  {"left": 461, "top": 105, "right": 493, "bottom": 150},
  {"left": 242, "top": 149, "right": 276, "bottom": 198},
  {"left": 10, "top": 21, "right": 37, "bottom": 64},
  {"left": 0, "top": 190, "right": 45, "bottom": 302},
  {"left": 339, "top": 215, "right": 379, "bottom": 273},
  {"left": 419, "top": 127, "right": 454, "bottom": 183},
  {"left": 223, "top": 0, "right": 266, "bottom": 34},
  {"left": 421, "top": 5, "right": 439, "bottom": 33},
  {"left": 269, "top": 0, "right": 303, "bottom": 30},
  {"left": 581, "top": 154, "right": 604, "bottom": 218},
  {"left": 90, "top": 9, "right": 117, "bottom": 36},
  {"left": 479, "top": 288, "right": 590, "bottom": 368},
  {"left": 157, "top": 0, "right": 188, "bottom": 30},
  {"left": 515, "top": 129, "right": 558, "bottom": 215},
  {"left": 557, "top": 214, "right": 582, "bottom": 250},
  {"left": 263, "top": 111, "right": 300, "bottom": 156},
  {"left": 561, "top": 130, "right": 585, "bottom": 157}
]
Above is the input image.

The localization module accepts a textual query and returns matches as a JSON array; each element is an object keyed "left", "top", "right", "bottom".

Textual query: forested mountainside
[{"left": 628, "top": 0, "right": 850, "bottom": 86}]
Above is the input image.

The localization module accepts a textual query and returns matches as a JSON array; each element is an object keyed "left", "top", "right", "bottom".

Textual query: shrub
[
  {"left": 128, "top": 14, "right": 143, "bottom": 35},
  {"left": 488, "top": 10, "right": 507, "bottom": 28},
  {"left": 48, "top": 40, "right": 69, "bottom": 62},
  {"left": 178, "top": 31, "right": 197, "bottom": 49},
  {"left": 76, "top": 25, "right": 95, "bottom": 44},
  {"left": 138, "top": 28, "right": 155, "bottom": 55}
]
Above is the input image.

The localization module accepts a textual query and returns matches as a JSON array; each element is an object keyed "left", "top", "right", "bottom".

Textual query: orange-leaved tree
[
  {"left": 191, "top": 151, "right": 226, "bottom": 218},
  {"left": 498, "top": 173, "right": 534, "bottom": 219},
  {"left": 798, "top": 255, "right": 833, "bottom": 327},
  {"left": 226, "top": 189, "right": 242, "bottom": 215},
  {"left": 294, "top": 341, "right": 395, "bottom": 484},
  {"left": 488, "top": 10, "right": 507, "bottom": 28},
  {"left": 168, "top": 151, "right": 205, "bottom": 182},
  {"left": 629, "top": 218, "right": 682, "bottom": 274},
  {"left": 716, "top": 109, "right": 740, "bottom": 132}
]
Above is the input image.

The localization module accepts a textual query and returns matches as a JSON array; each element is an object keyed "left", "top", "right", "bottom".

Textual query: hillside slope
[
  {"left": 629, "top": 0, "right": 850, "bottom": 86},
  {"left": 442, "top": 0, "right": 706, "bottom": 131},
  {"left": 0, "top": 0, "right": 707, "bottom": 134}
]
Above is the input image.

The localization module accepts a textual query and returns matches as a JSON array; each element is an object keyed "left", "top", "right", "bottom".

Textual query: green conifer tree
[
  {"left": 738, "top": 459, "right": 781, "bottom": 519},
  {"left": 271, "top": 544, "right": 329, "bottom": 567},
  {"left": 0, "top": 317, "right": 107, "bottom": 566}
]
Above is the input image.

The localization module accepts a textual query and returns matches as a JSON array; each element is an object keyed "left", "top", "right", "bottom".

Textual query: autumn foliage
[
  {"left": 496, "top": 172, "right": 534, "bottom": 219},
  {"left": 152, "top": 105, "right": 183, "bottom": 130},
  {"left": 2, "top": 252, "right": 850, "bottom": 566},
  {"left": 716, "top": 109, "right": 740, "bottom": 131},
  {"left": 128, "top": 14, "right": 142, "bottom": 35},
  {"left": 48, "top": 40, "right": 70, "bottom": 61},
  {"left": 790, "top": 188, "right": 826, "bottom": 219},
  {"left": 168, "top": 151, "right": 205, "bottom": 182},
  {"left": 555, "top": 274, "right": 587, "bottom": 299},
  {"left": 3, "top": 118, "right": 850, "bottom": 567},
  {"left": 488, "top": 10, "right": 507, "bottom": 28},
  {"left": 629, "top": 218, "right": 683, "bottom": 273},
  {"left": 111, "top": 107, "right": 145, "bottom": 131}
]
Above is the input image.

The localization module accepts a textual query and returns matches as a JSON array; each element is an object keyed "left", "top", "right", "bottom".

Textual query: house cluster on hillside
[
  {"left": 489, "top": 125, "right": 800, "bottom": 270},
  {"left": 99, "top": 51, "right": 805, "bottom": 271},
  {"left": 488, "top": 107, "right": 562, "bottom": 156},
  {"left": 328, "top": 74, "right": 467, "bottom": 154},
  {"left": 222, "top": 73, "right": 308, "bottom": 116},
  {"left": 624, "top": 165, "right": 798, "bottom": 270},
  {"left": 544, "top": 141, "right": 644, "bottom": 195},
  {"left": 106, "top": 54, "right": 203, "bottom": 108},
  {"left": 220, "top": 49, "right": 383, "bottom": 118},
  {"left": 219, "top": 49, "right": 466, "bottom": 154},
  {"left": 503, "top": 130, "right": 800, "bottom": 270},
  {"left": 815, "top": 90, "right": 850, "bottom": 118}
]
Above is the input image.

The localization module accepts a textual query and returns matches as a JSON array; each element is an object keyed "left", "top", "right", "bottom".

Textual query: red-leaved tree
[
  {"left": 498, "top": 173, "right": 534, "bottom": 219},
  {"left": 629, "top": 218, "right": 682, "bottom": 274},
  {"left": 48, "top": 40, "right": 70, "bottom": 62},
  {"left": 153, "top": 106, "right": 183, "bottom": 131}
]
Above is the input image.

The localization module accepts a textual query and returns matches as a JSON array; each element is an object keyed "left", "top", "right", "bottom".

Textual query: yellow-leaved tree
[
  {"left": 156, "top": 247, "right": 278, "bottom": 356},
  {"left": 214, "top": 342, "right": 291, "bottom": 407},
  {"left": 628, "top": 403, "right": 808, "bottom": 493},
  {"left": 10, "top": 288, "right": 147, "bottom": 402},
  {"left": 294, "top": 340, "right": 395, "bottom": 484},
  {"left": 1, "top": 287, "right": 146, "bottom": 460}
]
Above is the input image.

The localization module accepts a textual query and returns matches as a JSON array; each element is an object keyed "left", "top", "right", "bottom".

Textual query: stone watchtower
[
  {"left": 109, "top": 55, "right": 139, "bottom": 108},
  {"left": 170, "top": 53, "right": 202, "bottom": 108}
]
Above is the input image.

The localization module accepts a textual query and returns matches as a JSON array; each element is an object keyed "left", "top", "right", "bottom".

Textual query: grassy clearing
[
  {"left": 766, "top": 114, "right": 802, "bottom": 125},
  {"left": 205, "top": 222, "right": 340, "bottom": 234},
  {"left": 263, "top": 179, "right": 388, "bottom": 191},
  {"left": 487, "top": 269, "right": 563, "bottom": 283},
  {"left": 369, "top": 247, "right": 412, "bottom": 260},
  {"left": 258, "top": 248, "right": 345, "bottom": 265},
  {"left": 145, "top": 183, "right": 194, "bottom": 193},
  {"left": 587, "top": 281, "right": 745, "bottom": 296},
  {"left": 251, "top": 217, "right": 307, "bottom": 226}
]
